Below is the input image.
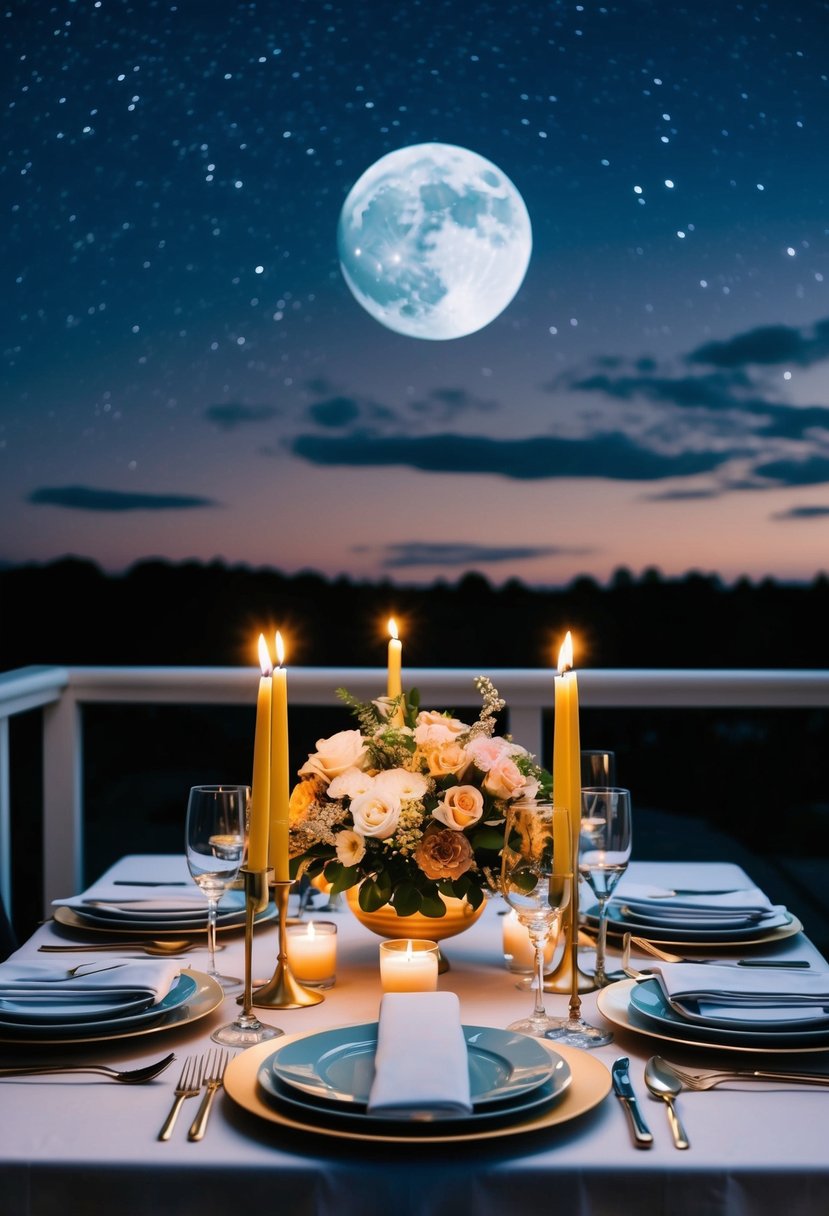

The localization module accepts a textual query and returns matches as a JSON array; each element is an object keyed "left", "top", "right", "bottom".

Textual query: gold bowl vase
[{"left": 345, "top": 886, "right": 486, "bottom": 972}]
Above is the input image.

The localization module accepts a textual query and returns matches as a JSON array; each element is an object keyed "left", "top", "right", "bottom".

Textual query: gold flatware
[
  {"left": 644, "top": 1056, "right": 690, "bottom": 1149},
  {"left": 0, "top": 1053, "right": 175, "bottom": 1084},
  {"left": 655, "top": 1057, "right": 829, "bottom": 1091},
  {"left": 39, "top": 941, "right": 217, "bottom": 957},
  {"left": 187, "top": 1048, "right": 230, "bottom": 1141},
  {"left": 158, "top": 1054, "right": 206, "bottom": 1141},
  {"left": 627, "top": 935, "right": 810, "bottom": 969}
]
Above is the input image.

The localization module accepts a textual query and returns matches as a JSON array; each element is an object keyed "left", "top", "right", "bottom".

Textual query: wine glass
[
  {"left": 501, "top": 800, "right": 572, "bottom": 1037},
  {"left": 579, "top": 786, "right": 632, "bottom": 988},
  {"left": 185, "top": 784, "right": 247, "bottom": 993}
]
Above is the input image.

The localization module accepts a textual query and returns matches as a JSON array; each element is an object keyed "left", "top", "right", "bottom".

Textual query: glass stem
[
  {"left": 530, "top": 929, "right": 548, "bottom": 1019},
  {"left": 206, "top": 896, "right": 219, "bottom": 976},
  {"left": 595, "top": 896, "right": 609, "bottom": 986}
]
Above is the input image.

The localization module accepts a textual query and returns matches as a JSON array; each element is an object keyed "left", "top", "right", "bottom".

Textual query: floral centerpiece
[{"left": 288, "top": 677, "right": 551, "bottom": 919}]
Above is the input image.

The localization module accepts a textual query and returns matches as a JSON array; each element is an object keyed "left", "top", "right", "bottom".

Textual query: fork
[
  {"left": 655, "top": 1057, "right": 829, "bottom": 1091},
  {"left": 187, "top": 1048, "right": 230, "bottom": 1141},
  {"left": 158, "top": 1054, "right": 206, "bottom": 1141},
  {"left": 627, "top": 935, "right": 810, "bottom": 969}
]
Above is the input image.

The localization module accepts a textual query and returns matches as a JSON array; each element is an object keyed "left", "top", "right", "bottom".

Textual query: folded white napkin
[
  {"left": 649, "top": 963, "right": 829, "bottom": 1027},
  {"left": 0, "top": 958, "right": 181, "bottom": 1024},
  {"left": 617, "top": 887, "right": 775, "bottom": 916},
  {"left": 366, "top": 992, "right": 473, "bottom": 1119},
  {"left": 53, "top": 879, "right": 208, "bottom": 913}
]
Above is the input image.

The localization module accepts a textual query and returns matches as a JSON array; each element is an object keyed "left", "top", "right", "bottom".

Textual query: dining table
[{"left": 2, "top": 853, "right": 828, "bottom": 1216}]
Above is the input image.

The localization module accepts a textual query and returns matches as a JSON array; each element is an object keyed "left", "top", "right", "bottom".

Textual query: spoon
[
  {"left": 38, "top": 940, "right": 219, "bottom": 957},
  {"left": 644, "top": 1056, "right": 690, "bottom": 1149}
]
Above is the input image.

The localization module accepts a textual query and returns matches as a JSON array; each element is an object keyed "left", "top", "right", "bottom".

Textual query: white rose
[
  {"left": 327, "top": 768, "right": 376, "bottom": 801},
  {"left": 432, "top": 785, "right": 484, "bottom": 830},
  {"left": 350, "top": 791, "right": 401, "bottom": 839},
  {"left": 373, "top": 768, "right": 429, "bottom": 802},
  {"left": 299, "top": 729, "right": 369, "bottom": 783},
  {"left": 335, "top": 829, "right": 366, "bottom": 866},
  {"left": 465, "top": 735, "right": 510, "bottom": 772}
]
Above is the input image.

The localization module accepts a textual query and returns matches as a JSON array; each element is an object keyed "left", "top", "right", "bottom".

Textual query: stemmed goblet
[
  {"left": 185, "top": 784, "right": 247, "bottom": 994},
  {"left": 501, "top": 800, "right": 572, "bottom": 1038},
  {"left": 579, "top": 786, "right": 632, "bottom": 989}
]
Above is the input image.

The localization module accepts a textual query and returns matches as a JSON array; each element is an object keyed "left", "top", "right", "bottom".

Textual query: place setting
[
  {"left": 223, "top": 989, "right": 612, "bottom": 1146},
  {"left": 597, "top": 931, "right": 829, "bottom": 1056},
  {"left": 0, "top": 952, "right": 224, "bottom": 1046}
]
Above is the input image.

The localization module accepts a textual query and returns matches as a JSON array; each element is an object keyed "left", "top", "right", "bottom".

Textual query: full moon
[{"left": 337, "top": 143, "right": 532, "bottom": 341}]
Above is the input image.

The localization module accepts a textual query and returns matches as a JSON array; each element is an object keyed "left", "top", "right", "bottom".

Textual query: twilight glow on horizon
[{"left": 2, "top": 1, "right": 829, "bottom": 587}]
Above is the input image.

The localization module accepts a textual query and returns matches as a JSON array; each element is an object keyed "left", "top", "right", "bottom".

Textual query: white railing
[{"left": 2, "top": 663, "right": 829, "bottom": 918}]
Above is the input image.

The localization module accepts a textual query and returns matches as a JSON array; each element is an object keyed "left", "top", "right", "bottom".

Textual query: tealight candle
[
  {"left": 502, "top": 909, "right": 556, "bottom": 973},
  {"left": 286, "top": 920, "right": 337, "bottom": 989},
  {"left": 379, "top": 939, "right": 439, "bottom": 993}
]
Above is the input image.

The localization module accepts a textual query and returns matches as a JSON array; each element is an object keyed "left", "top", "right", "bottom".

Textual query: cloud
[
  {"left": 754, "top": 457, "right": 829, "bottom": 486},
  {"left": 204, "top": 403, "right": 279, "bottom": 430},
  {"left": 569, "top": 370, "right": 748, "bottom": 410},
  {"left": 365, "top": 541, "right": 594, "bottom": 569},
  {"left": 308, "top": 396, "right": 362, "bottom": 428},
  {"left": 28, "top": 486, "right": 219, "bottom": 512},
  {"left": 688, "top": 318, "right": 829, "bottom": 369},
  {"left": 291, "top": 431, "right": 728, "bottom": 480},
  {"left": 772, "top": 505, "right": 829, "bottom": 520},
  {"left": 644, "top": 487, "right": 722, "bottom": 501}
]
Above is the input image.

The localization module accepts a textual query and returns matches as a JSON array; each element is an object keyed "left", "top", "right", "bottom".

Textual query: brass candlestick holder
[
  {"left": 543, "top": 874, "right": 594, "bottom": 996},
  {"left": 252, "top": 879, "right": 324, "bottom": 1009},
  {"left": 215, "top": 867, "right": 283, "bottom": 1045}
]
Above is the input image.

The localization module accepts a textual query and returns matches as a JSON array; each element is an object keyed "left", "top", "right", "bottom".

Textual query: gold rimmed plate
[
  {"left": 597, "top": 978, "right": 829, "bottom": 1056},
  {"left": 585, "top": 909, "right": 803, "bottom": 951},
  {"left": 0, "top": 970, "right": 223, "bottom": 1046},
  {"left": 52, "top": 903, "right": 277, "bottom": 937},
  {"left": 224, "top": 1033, "right": 611, "bottom": 1145}
]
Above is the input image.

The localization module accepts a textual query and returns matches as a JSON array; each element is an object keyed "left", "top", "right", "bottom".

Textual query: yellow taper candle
[
  {"left": 269, "top": 630, "right": 290, "bottom": 881},
  {"left": 248, "top": 634, "right": 272, "bottom": 872},
  {"left": 387, "top": 617, "right": 404, "bottom": 725},
  {"left": 553, "top": 631, "right": 581, "bottom": 858}
]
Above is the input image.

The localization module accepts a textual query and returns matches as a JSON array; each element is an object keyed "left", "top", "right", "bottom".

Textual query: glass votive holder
[
  {"left": 285, "top": 920, "right": 337, "bottom": 989},
  {"left": 379, "top": 939, "right": 440, "bottom": 992},
  {"left": 502, "top": 909, "right": 556, "bottom": 974}
]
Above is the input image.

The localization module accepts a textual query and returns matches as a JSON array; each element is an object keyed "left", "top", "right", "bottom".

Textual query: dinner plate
[
  {"left": 52, "top": 902, "right": 277, "bottom": 937},
  {"left": 269, "top": 1023, "right": 555, "bottom": 1107},
  {"left": 0, "top": 972, "right": 198, "bottom": 1037},
  {"left": 629, "top": 978, "right": 829, "bottom": 1040},
  {"left": 0, "top": 970, "right": 223, "bottom": 1045},
  {"left": 258, "top": 1061, "right": 570, "bottom": 1130},
  {"left": 225, "top": 1035, "right": 611, "bottom": 1145},
  {"left": 597, "top": 978, "right": 829, "bottom": 1056},
  {"left": 585, "top": 905, "right": 802, "bottom": 949}
]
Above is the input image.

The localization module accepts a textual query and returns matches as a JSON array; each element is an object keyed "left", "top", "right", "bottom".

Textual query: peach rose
[
  {"left": 432, "top": 785, "right": 484, "bottom": 830},
  {"left": 421, "top": 741, "right": 469, "bottom": 779},
  {"left": 483, "top": 755, "right": 532, "bottom": 801},
  {"left": 413, "top": 711, "right": 468, "bottom": 746},
  {"left": 414, "top": 827, "right": 474, "bottom": 880},
  {"left": 288, "top": 778, "right": 322, "bottom": 826}
]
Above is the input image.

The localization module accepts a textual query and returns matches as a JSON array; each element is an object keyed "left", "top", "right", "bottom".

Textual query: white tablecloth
[{"left": 1, "top": 856, "right": 828, "bottom": 1216}]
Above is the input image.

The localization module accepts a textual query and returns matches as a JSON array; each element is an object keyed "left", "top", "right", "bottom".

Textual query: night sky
[{"left": 3, "top": 0, "right": 829, "bottom": 587}]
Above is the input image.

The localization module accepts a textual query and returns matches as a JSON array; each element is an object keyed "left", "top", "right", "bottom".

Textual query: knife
[{"left": 612, "top": 1057, "right": 653, "bottom": 1148}]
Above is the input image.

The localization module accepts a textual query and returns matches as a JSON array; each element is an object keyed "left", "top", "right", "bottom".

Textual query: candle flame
[
  {"left": 405, "top": 939, "right": 413, "bottom": 961},
  {"left": 275, "top": 630, "right": 286, "bottom": 666},
  {"left": 388, "top": 617, "right": 399, "bottom": 641},
  {"left": 557, "top": 630, "right": 574, "bottom": 675},
  {"left": 257, "top": 633, "right": 273, "bottom": 676},
  {"left": 307, "top": 920, "right": 316, "bottom": 939}
]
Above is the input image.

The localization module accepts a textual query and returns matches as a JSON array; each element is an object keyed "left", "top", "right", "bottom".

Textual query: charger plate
[
  {"left": 224, "top": 1033, "right": 611, "bottom": 1145},
  {"left": 597, "top": 978, "right": 829, "bottom": 1056},
  {"left": 0, "top": 970, "right": 223, "bottom": 1046},
  {"left": 52, "top": 903, "right": 277, "bottom": 937}
]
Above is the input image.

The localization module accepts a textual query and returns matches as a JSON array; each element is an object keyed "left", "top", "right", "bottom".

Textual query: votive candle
[
  {"left": 379, "top": 939, "right": 439, "bottom": 992},
  {"left": 286, "top": 920, "right": 337, "bottom": 988}
]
